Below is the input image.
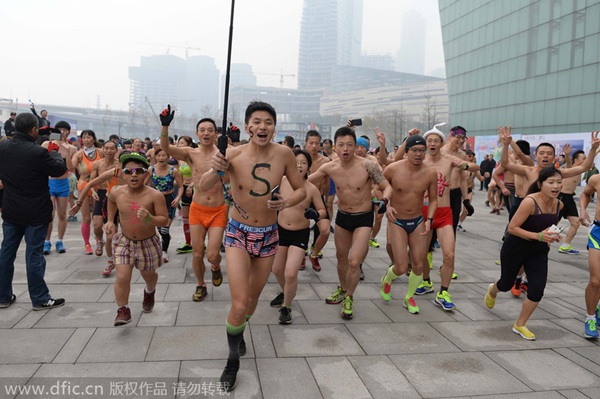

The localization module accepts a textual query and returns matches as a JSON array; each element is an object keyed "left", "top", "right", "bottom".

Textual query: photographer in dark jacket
[{"left": 0, "top": 112, "right": 67, "bottom": 310}]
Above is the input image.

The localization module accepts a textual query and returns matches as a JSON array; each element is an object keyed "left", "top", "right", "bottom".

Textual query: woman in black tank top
[{"left": 485, "top": 167, "right": 564, "bottom": 340}]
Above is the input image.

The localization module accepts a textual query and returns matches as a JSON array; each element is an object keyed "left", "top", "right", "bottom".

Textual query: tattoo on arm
[{"left": 366, "top": 161, "right": 385, "bottom": 185}]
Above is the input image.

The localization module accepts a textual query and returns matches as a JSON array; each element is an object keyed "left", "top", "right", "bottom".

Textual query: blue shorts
[
  {"left": 48, "top": 178, "right": 70, "bottom": 198},
  {"left": 328, "top": 178, "right": 336, "bottom": 196},
  {"left": 588, "top": 223, "right": 600, "bottom": 250},
  {"left": 224, "top": 218, "right": 279, "bottom": 258}
]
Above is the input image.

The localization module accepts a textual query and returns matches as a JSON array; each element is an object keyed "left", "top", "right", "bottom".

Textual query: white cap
[{"left": 423, "top": 123, "right": 446, "bottom": 142}]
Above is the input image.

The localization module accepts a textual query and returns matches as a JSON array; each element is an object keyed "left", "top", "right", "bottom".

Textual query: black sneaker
[
  {"left": 0, "top": 294, "right": 16, "bottom": 309},
  {"left": 359, "top": 264, "right": 365, "bottom": 281},
  {"left": 239, "top": 336, "right": 246, "bottom": 356},
  {"left": 32, "top": 298, "right": 65, "bottom": 311},
  {"left": 279, "top": 306, "right": 292, "bottom": 324},
  {"left": 220, "top": 243, "right": 225, "bottom": 253},
  {"left": 219, "top": 359, "right": 240, "bottom": 392},
  {"left": 270, "top": 292, "right": 284, "bottom": 307}
]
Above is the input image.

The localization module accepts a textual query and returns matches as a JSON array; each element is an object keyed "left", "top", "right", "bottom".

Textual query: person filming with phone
[{"left": 0, "top": 112, "right": 68, "bottom": 311}]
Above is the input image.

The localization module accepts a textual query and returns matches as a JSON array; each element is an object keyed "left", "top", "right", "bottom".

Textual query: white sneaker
[{"left": 162, "top": 251, "right": 169, "bottom": 263}]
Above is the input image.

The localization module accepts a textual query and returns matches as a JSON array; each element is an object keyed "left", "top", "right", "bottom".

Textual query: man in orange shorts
[{"left": 158, "top": 107, "right": 227, "bottom": 302}]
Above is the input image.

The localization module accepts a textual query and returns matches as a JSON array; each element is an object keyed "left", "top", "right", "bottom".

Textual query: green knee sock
[
  {"left": 406, "top": 271, "right": 423, "bottom": 298},
  {"left": 384, "top": 265, "right": 400, "bottom": 285}
]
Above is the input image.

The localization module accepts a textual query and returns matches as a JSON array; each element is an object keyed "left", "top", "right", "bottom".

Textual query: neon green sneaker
[
  {"left": 415, "top": 280, "right": 434, "bottom": 295},
  {"left": 485, "top": 283, "right": 495, "bottom": 309},
  {"left": 380, "top": 272, "right": 393, "bottom": 302},
  {"left": 427, "top": 252, "right": 433, "bottom": 269},
  {"left": 403, "top": 297, "right": 420, "bottom": 314},
  {"left": 512, "top": 324, "right": 535, "bottom": 340},
  {"left": 434, "top": 290, "right": 456, "bottom": 311},
  {"left": 341, "top": 295, "right": 354, "bottom": 320},
  {"left": 325, "top": 286, "right": 346, "bottom": 304},
  {"left": 369, "top": 238, "right": 380, "bottom": 248}
]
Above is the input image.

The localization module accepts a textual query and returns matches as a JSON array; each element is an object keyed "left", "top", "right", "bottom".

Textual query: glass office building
[{"left": 439, "top": 0, "right": 600, "bottom": 136}]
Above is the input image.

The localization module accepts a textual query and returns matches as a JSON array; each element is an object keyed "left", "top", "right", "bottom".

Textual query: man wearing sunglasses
[{"left": 104, "top": 152, "right": 168, "bottom": 326}]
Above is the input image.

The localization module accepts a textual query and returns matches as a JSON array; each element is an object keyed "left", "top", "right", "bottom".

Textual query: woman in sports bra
[
  {"left": 484, "top": 167, "right": 563, "bottom": 341},
  {"left": 148, "top": 148, "right": 183, "bottom": 263},
  {"left": 174, "top": 136, "right": 196, "bottom": 254},
  {"left": 72, "top": 129, "right": 103, "bottom": 255}
]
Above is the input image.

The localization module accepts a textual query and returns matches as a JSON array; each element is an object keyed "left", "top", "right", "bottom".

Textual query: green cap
[{"left": 119, "top": 151, "right": 149, "bottom": 167}]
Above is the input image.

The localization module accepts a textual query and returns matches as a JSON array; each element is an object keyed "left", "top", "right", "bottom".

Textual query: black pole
[{"left": 222, "top": 0, "right": 235, "bottom": 135}]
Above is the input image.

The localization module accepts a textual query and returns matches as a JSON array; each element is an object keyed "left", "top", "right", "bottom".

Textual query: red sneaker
[
  {"left": 114, "top": 306, "right": 131, "bottom": 326},
  {"left": 142, "top": 289, "right": 155, "bottom": 313},
  {"left": 511, "top": 283, "right": 521, "bottom": 297},
  {"left": 102, "top": 261, "right": 115, "bottom": 277},
  {"left": 299, "top": 257, "right": 306, "bottom": 270},
  {"left": 309, "top": 255, "right": 321, "bottom": 272},
  {"left": 84, "top": 243, "right": 93, "bottom": 255}
]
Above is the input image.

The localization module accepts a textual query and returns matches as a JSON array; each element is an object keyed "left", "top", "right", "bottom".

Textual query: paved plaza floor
[{"left": 1, "top": 189, "right": 599, "bottom": 398}]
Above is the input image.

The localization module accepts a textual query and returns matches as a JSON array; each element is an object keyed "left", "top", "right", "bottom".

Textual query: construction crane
[
  {"left": 144, "top": 96, "right": 161, "bottom": 125},
  {"left": 255, "top": 71, "right": 295, "bottom": 88},
  {"left": 139, "top": 42, "right": 202, "bottom": 58}
]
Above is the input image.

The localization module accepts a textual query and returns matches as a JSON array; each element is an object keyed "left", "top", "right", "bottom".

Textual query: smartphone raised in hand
[
  {"left": 270, "top": 185, "right": 280, "bottom": 201},
  {"left": 350, "top": 118, "right": 362, "bottom": 127},
  {"left": 217, "top": 134, "right": 228, "bottom": 156}
]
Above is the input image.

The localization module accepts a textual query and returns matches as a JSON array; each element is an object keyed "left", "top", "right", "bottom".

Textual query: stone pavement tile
[
  {"left": 53, "top": 328, "right": 95, "bottom": 364},
  {"left": 306, "top": 357, "right": 371, "bottom": 399},
  {"left": 45, "top": 284, "right": 109, "bottom": 303},
  {"left": 575, "top": 388, "right": 600, "bottom": 398},
  {"left": 431, "top": 320, "right": 594, "bottom": 351},
  {"left": 547, "top": 263, "right": 590, "bottom": 281},
  {"left": 132, "top": 266, "right": 186, "bottom": 284},
  {"left": 179, "top": 359, "right": 262, "bottom": 399},
  {"left": 550, "top": 318, "right": 586, "bottom": 337},
  {"left": 559, "top": 347, "right": 600, "bottom": 376},
  {"left": 451, "top": 298, "right": 503, "bottom": 321},
  {"left": 486, "top": 349, "right": 600, "bottom": 391},
  {"left": 537, "top": 297, "right": 583, "bottom": 318},
  {"left": 62, "top": 269, "right": 115, "bottom": 284},
  {"left": 544, "top": 282, "right": 587, "bottom": 297},
  {"left": 0, "top": 363, "right": 40, "bottom": 387},
  {"left": 11, "top": 310, "right": 46, "bottom": 329},
  {"left": 373, "top": 298, "right": 456, "bottom": 323},
  {"left": 471, "top": 392, "right": 565, "bottom": 399},
  {"left": 146, "top": 326, "right": 230, "bottom": 361},
  {"left": 97, "top": 283, "right": 168, "bottom": 303},
  {"left": 269, "top": 325, "right": 364, "bottom": 357},
  {"left": 312, "top": 283, "right": 386, "bottom": 302},
  {"left": 165, "top": 283, "right": 219, "bottom": 302},
  {"left": 0, "top": 304, "right": 29, "bottom": 328},
  {"left": 138, "top": 301, "right": 179, "bottom": 327},
  {"left": 77, "top": 327, "right": 155, "bottom": 363},
  {"left": 299, "top": 299, "right": 391, "bottom": 324},
  {"left": 175, "top": 301, "right": 230, "bottom": 326},
  {"left": 560, "top": 296, "right": 587, "bottom": 311},
  {"left": 347, "top": 355, "right": 421, "bottom": 398},
  {"left": 390, "top": 352, "right": 531, "bottom": 397},
  {"left": 239, "top": 300, "right": 307, "bottom": 325},
  {"left": 435, "top": 282, "right": 491, "bottom": 299},
  {"left": 261, "top": 282, "right": 319, "bottom": 302},
  {"left": 557, "top": 389, "right": 595, "bottom": 399},
  {"left": 0, "top": 328, "right": 74, "bottom": 363},
  {"left": 27, "top": 362, "right": 180, "bottom": 399},
  {"left": 249, "top": 324, "right": 276, "bottom": 358},
  {"left": 348, "top": 323, "right": 459, "bottom": 355},
  {"left": 256, "top": 358, "right": 320, "bottom": 399},
  {"left": 477, "top": 298, "right": 556, "bottom": 321},
  {"left": 34, "top": 303, "right": 138, "bottom": 328}
]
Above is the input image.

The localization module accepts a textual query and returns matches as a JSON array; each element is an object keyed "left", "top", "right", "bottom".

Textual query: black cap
[{"left": 405, "top": 135, "right": 426, "bottom": 150}]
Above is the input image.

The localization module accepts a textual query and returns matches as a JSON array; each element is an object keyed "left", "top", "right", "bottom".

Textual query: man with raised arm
[{"left": 159, "top": 106, "right": 226, "bottom": 302}]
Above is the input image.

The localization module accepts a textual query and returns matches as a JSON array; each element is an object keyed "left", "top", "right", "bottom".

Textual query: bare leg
[{"left": 114, "top": 264, "right": 134, "bottom": 307}]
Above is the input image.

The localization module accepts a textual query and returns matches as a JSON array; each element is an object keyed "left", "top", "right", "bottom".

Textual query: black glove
[
  {"left": 160, "top": 104, "right": 175, "bottom": 126},
  {"left": 228, "top": 124, "right": 241, "bottom": 143},
  {"left": 372, "top": 198, "right": 388, "bottom": 214},
  {"left": 304, "top": 208, "right": 319, "bottom": 221},
  {"left": 463, "top": 199, "right": 474, "bottom": 216}
]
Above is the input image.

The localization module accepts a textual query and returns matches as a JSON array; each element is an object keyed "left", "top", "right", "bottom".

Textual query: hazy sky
[{"left": 1, "top": 0, "right": 444, "bottom": 111}]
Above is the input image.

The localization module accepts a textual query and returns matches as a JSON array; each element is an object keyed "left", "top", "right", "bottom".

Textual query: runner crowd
[{"left": 1, "top": 103, "right": 599, "bottom": 392}]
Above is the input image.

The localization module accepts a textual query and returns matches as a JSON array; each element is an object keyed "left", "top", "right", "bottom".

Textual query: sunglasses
[{"left": 122, "top": 167, "right": 148, "bottom": 175}]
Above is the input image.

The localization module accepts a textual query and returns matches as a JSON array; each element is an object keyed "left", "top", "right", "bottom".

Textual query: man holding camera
[{"left": 0, "top": 113, "right": 67, "bottom": 310}]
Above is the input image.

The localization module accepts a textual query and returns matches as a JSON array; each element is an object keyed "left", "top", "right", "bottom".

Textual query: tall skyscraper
[
  {"left": 298, "top": 0, "right": 363, "bottom": 89},
  {"left": 395, "top": 10, "right": 426, "bottom": 75},
  {"left": 439, "top": 0, "right": 600, "bottom": 135}
]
